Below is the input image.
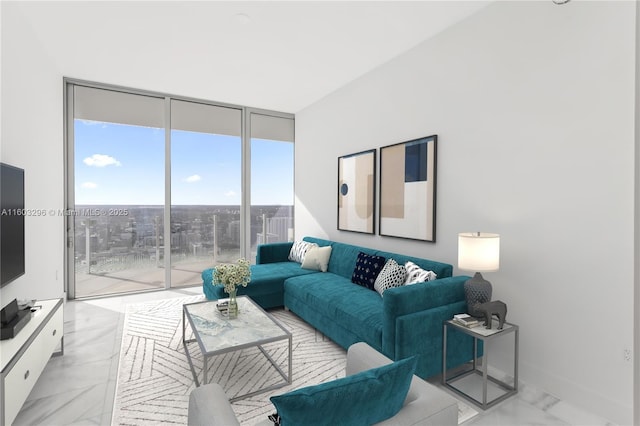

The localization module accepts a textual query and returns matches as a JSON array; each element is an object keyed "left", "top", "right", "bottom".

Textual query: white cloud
[
  {"left": 78, "top": 120, "right": 109, "bottom": 129},
  {"left": 78, "top": 119, "right": 101, "bottom": 126},
  {"left": 83, "top": 154, "right": 121, "bottom": 167},
  {"left": 81, "top": 182, "right": 97, "bottom": 189},
  {"left": 185, "top": 175, "right": 201, "bottom": 183},
  {"left": 224, "top": 190, "right": 236, "bottom": 197}
]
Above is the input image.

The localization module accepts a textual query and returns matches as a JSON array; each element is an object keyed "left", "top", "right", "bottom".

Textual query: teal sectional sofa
[{"left": 202, "top": 236, "right": 476, "bottom": 379}]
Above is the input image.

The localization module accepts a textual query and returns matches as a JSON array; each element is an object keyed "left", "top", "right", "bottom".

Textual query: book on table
[
  {"left": 452, "top": 313, "right": 481, "bottom": 328},
  {"left": 216, "top": 301, "right": 229, "bottom": 312}
]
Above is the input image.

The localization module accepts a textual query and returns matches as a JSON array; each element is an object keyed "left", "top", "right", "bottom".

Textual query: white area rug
[{"left": 112, "top": 296, "right": 477, "bottom": 425}]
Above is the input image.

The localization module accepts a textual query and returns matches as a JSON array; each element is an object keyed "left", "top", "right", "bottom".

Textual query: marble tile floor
[
  {"left": 13, "top": 288, "right": 616, "bottom": 426},
  {"left": 436, "top": 370, "right": 616, "bottom": 426}
]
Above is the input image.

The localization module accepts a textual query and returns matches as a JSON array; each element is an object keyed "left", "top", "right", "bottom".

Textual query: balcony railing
[{"left": 73, "top": 205, "right": 293, "bottom": 297}]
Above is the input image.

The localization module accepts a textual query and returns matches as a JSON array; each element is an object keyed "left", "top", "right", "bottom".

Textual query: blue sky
[{"left": 74, "top": 120, "right": 294, "bottom": 206}]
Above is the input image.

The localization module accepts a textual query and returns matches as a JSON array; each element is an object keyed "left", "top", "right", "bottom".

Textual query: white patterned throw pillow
[
  {"left": 374, "top": 259, "right": 407, "bottom": 296},
  {"left": 404, "top": 261, "right": 437, "bottom": 285},
  {"left": 288, "top": 241, "right": 318, "bottom": 263}
]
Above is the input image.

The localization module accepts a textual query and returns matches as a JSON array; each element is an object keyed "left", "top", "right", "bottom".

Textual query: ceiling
[{"left": 7, "top": 1, "right": 491, "bottom": 113}]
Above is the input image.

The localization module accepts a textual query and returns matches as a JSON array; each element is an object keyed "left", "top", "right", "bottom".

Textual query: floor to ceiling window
[
  {"left": 69, "top": 86, "right": 166, "bottom": 298},
  {"left": 170, "top": 100, "right": 242, "bottom": 288},
  {"left": 249, "top": 112, "right": 295, "bottom": 262},
  {"left": 65, "top": 80, "right": 294, "bottom": 298}
]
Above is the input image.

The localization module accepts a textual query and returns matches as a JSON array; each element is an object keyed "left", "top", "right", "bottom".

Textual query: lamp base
[{"left": 464, "top": 272, "right": 492, "bottom": 317}]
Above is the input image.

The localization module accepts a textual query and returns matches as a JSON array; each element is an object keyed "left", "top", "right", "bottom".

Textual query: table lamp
[{"left": 458, "top": 232, "right": 500, "bottom": 317}]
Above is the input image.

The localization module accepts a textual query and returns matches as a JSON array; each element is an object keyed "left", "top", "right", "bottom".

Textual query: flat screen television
[{"left": 1, "top": 162, "right": 25, "bottom": 287}]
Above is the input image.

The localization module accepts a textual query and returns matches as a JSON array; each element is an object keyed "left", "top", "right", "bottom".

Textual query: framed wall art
[
  {"left": 379, "top": 135, "right": 437, "bottom": 242},
  {"left": 337, "top": 149, "right": 376, "bottom": 234}
]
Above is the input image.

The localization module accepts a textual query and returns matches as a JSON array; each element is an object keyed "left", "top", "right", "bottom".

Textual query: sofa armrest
[
  {"left": 346, "top": 343, "right": 457, "bottom": 426},
  {"left": 256, "top": 242, "right": 294, "bottom": 264},
  {"left": 346, "top": 341, "right": 393, "bottom": 375},
  {"left": 395, "top": 300, "right": 478, "bottom": 378},
  {"left": 382, "top": 276, "right": 467, "bottom": 354},
  {"left": 188, "top": 383, "right": 240, "bottom": 426},
  {"left": 383, "top": 276, "right": 468, "bottom": 318},
  {"left": 382, "top": 276, "right": 475, "bottom": 377}
]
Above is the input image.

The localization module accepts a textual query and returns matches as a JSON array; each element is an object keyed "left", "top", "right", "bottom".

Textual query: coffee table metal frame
[
  {"left": 182, "top": 296, "right": 292, "bottom": 402},
  {"left": 442, "top": 319, "right": 519, "bottom": 410}
]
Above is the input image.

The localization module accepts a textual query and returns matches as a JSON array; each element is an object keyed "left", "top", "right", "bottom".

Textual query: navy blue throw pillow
[{"left": 351, "top": 252, "right": 386, "bottom": 289}]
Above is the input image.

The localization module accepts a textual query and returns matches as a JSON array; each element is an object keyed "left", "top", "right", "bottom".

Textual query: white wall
[
  {"left": 0, "top": 6, "right": 65, "bottom": 304},
  {"left": 634, "top": 3, "right": 640, "bottom": 424},
  {"left": 0, "top": 0, "right": 636, "bottom": 423},
  {"left": 296, "top": 1, "right": 635, "bottom": 424}
]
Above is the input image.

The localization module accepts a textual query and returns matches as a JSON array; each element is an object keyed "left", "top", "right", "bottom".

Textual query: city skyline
[{"left": 73, "top": 204, "right": 293, "bottom": 277}]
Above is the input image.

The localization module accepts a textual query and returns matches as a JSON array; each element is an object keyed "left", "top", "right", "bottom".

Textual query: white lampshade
[{"left": 458, "top": 232, "right": 500, "bottom": 272}]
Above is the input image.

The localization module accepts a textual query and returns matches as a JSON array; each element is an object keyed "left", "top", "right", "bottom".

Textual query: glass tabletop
[
  {"left": 446, "top": 319, "right": 516, "bottom": 337},
  {"left": 184, "top": 296, "right": 290, "bottom": 355}
]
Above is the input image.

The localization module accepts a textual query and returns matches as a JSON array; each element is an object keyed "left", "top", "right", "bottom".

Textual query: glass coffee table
[{"left": 182, "top": 296, "right": 292, "bottom": 401}]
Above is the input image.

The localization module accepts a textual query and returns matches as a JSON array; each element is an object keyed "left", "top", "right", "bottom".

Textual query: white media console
[{"left": 0, "top": 298, "right": 63, "bottom": 425}]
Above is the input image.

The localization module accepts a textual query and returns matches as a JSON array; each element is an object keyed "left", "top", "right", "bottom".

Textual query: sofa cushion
[
  {"left": 203, "top": 262, "right": 318, "bottom": 302},
  {"left": 288, "top": 240, "right": 318, "bottom": 263},
  {"left": 284, "top": 273, "right": 383, "bottom": 348},
  {"left": 301, "top": 246, "right": 332, "bottom": 272},
  {"left": 374, "top": 250, "right": 453, "bottom": 279},
  {"left": 302, "top": 238, "right": 379, "bottom": 280},
  {"left": 302, "top": 236, "right": 333, "bottom": 247},
  {"left": 256, "top": 242, "right": 294, "bottom": 264},
  {"left": 374, "top": 259, "right": 407, "bottom": 296},
  {"left": 270, "top": 356, "right": 417, "bottom": 426},
  {"left": 351, "top": 252, "right": 386, "bottom": 289},
  {"left": 404, "top": 261, "right": 437, "bottom": 284}
]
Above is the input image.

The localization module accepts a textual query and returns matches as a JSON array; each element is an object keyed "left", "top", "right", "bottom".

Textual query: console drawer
[
  {"left": 40, "top": 307, "right": 63, "bottom": 356},
  {"left": 3, "top": 305, "right": 62, "bottom": 425}
]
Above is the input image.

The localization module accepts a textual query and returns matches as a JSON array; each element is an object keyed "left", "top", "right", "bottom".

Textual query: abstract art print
[
  {"left": 337, "top": 149, "right": 376, "bottom": 234},
  {"left": 379, "top": 135, "right": 437, "bottom": 242}
]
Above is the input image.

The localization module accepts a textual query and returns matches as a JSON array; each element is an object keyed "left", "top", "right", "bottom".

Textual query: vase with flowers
[{"left": 213, "top": 258, "right": 251, "bottom": 318}]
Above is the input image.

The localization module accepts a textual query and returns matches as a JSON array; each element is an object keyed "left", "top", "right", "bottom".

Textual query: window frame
[{"left": 64, "top": 78, "right": 294, "bottom": 299}]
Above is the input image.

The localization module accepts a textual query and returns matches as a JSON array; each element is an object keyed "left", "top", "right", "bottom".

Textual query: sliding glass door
[
  {"left": 70, "top": 86, "right": 165, "bottom": 298},
  {"left": 66, "top": 81, "right": 295, "bottom": 298},
  {"left": 249, "top": 112, "right": 295, "bottom": 262},
  {"left": 170, "top": 100, "right": 242, "bottom": 288}
]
